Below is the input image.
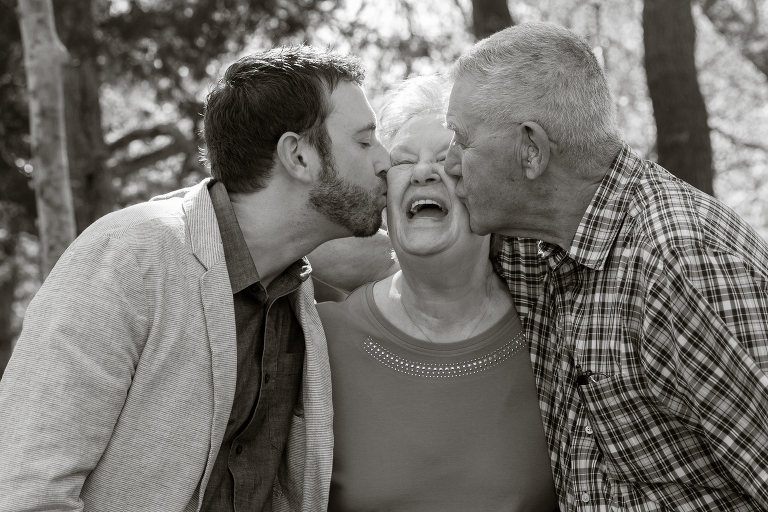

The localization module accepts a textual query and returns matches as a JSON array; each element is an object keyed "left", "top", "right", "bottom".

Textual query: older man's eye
[{"left": 391, "top": 160, "right": 414, "bottom": 167}]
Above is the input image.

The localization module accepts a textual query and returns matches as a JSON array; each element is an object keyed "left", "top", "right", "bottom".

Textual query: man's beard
[{"left": 308, "top": 153, "right": 385, "bottom": 237}]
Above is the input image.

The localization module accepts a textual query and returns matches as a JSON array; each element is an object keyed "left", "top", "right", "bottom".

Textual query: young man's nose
[{"left": 373, "top": 139, "right": 390, "bottom": 179}]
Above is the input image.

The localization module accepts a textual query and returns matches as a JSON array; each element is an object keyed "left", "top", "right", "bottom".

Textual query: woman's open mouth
[{"left": 406, "top": 199, "right": 449, "bottom": 220}]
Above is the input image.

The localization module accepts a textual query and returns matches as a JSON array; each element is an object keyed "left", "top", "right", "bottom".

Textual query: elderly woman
[{"left": 316, "top": 76, "right": 558, "bottom": 511}]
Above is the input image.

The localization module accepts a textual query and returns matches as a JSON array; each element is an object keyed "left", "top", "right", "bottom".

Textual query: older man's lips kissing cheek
[{"left": 453, "top": 180, "right": 467, "bottom": 205}]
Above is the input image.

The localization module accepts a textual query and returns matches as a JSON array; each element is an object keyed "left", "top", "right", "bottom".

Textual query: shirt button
[
  {"left": 581, "top": 492, "right": 590, "bottom": 503},
  {"left": 264, "top": 373, "right": 270, "bottom": 384},
  {"left": 585, "top": 425, "right": 594, "bottom": 435},
  {"left": 235, "top": 445, "right": 243, "bottom": 455}
]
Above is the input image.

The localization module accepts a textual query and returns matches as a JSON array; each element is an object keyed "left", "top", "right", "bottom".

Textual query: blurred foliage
[
  {"left": 0, "top": 0, "right": 37, "bottom": 375},
  {"left": 0, "top": 0, "right": 35, "bottom": 227},
  {"left": 95, "top": 0, "right": 339, "bottom": 121}
]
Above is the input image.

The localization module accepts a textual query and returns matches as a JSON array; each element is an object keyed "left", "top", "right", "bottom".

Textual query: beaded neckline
[{"left": 362, "top": 331, "right": 526, "bottom": 378}]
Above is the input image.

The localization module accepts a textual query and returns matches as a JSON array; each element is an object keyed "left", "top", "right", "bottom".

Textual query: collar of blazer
[{"left": 182, "top": 178, "right": 225, "bottom": 271}]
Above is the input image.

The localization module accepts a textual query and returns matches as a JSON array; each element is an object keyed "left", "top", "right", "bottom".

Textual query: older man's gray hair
[
  {"left": 452, "top": 22, "right": 622, "bottom": 170},
  {"left": 378, "top": 75, "right": 452, "bottom": 149}
]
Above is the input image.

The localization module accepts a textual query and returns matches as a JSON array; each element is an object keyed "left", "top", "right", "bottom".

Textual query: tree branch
[
  {"left": 112, "top": 140, "right": 187, "bottom": 177},
  {"left": 107, "top": 123, "right": 188, "bottom": 153},
  {"left": 108, "top": 122, "right": 205, "bottom": 178},
  {"left": 711, "top": 125, "right": 768, "bottom": 153}
]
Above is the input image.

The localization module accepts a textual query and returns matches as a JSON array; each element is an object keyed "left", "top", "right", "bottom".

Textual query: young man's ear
[
  {"left": 519, "top": 121, "right": 550, "bottom": 180},
  {"left": 275, "top": 132, "right": 316, "bottom": 184}
]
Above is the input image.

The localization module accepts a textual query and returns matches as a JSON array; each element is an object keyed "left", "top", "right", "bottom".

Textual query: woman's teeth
[{"left": 410, "top": 199, "right": 445, "bottom": 214}]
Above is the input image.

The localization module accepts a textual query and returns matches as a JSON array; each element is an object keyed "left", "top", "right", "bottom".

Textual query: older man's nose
[
  {"left": 444, "top": 145, "right": 462, "bottom": 178},
  {"left": 411, "top": 161, "right": 441, "bottom": 185}
]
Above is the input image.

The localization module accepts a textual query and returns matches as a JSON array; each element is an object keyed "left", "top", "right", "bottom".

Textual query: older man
[
  {"left": 0, "top": 46, "right": 389, "bottom": 512},
  {"left": 443, "top": 21, "right": 768, "bottom": 512}
]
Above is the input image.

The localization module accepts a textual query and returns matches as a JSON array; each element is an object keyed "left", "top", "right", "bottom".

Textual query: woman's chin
[{"left": 395, "top": 233, "right": 460, "bottom": 260}]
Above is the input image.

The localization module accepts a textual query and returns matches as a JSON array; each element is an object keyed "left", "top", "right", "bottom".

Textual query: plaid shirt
[{"left": 492, "top": 144, "right": 768, "bottom": 511}]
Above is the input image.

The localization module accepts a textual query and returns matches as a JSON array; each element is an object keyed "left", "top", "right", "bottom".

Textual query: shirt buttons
[
  {"left": 580, "top": 492, "right": 590, "bottom": 503},
  {"left": 585, "top": 425, "right": 594, "bottom": 435},
  {"left": 235, "top": 445, "right": 243, "bottom": 455}
]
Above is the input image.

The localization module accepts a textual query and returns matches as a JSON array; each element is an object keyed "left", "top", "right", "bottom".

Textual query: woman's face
[{"left": 386, "top": 114, "right": 486, "bottom": 259}]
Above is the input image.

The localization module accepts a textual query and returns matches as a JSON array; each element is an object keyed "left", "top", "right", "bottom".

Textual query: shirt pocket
[{"left": 578, "top": 372, "right": 699, "bottom": 486}]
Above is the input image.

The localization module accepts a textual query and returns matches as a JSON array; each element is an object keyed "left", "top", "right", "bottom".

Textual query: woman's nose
[{"left": 410, "top": 161, "right": 442, "bottom": 185}]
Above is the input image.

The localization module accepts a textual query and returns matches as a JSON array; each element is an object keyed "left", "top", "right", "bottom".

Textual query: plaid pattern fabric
[{"left": 492, "top": 144, "right": 768, "bottom": 511}]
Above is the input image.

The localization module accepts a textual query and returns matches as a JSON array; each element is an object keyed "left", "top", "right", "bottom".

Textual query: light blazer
[{"left": 0, "top": 179, "right": 333, "bottom": 511}]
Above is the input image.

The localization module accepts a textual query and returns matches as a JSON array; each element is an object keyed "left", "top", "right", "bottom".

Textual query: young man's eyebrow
[{"left": 353, "top": 122, "right": 378, "bottom": 135}]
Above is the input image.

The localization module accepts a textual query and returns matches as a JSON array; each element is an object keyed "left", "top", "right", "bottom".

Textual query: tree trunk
[
  {"left": 471, "top": 0, "right": 515, "bottom": 40},
  {"left": 0, "top": 244, "right": 18, "bottom": 381},
  {"left": 54, "top": 0, "right": 113, "bottom": 232},
  {"left": 643, "top": 0, "right": 714, "bottom": 195},
  {"left": 18, "top": 0, "right": 77, "bottom": 276}
]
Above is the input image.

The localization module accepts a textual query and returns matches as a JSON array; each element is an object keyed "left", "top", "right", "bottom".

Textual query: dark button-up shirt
[
  {"left": 201, "top": 180, "right": 310, "bottom": 512},
  {"left": 492, "top": 144, "right": 768, "bottom": 511}
]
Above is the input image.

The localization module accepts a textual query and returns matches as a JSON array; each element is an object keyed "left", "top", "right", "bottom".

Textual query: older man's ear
[{"left": 520, "top": 122, "right": 550, "bottom": 180}]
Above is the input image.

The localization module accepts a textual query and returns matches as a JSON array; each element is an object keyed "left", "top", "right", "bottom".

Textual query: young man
[
  {"left": 0, "top": 46, "right": 389, "bottom": 512},
  {"left": 444, "top": 22, "right": 768, "bottom": 511}
]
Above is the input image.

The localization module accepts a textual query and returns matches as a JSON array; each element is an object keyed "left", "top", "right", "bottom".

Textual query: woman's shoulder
[{"left": 316, "top": 281, "right": 386, "bottom": 358}]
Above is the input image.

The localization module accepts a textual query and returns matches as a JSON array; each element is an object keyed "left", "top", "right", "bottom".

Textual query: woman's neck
[{"left": 374, "top": 250, "right": 514, "bottom": 343}]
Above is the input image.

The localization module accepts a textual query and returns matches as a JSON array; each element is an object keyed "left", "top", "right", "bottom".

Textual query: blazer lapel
[
  {"left": 290, "top": 279, "right": 334, "bottom": 511},
  {"left": 183, "top": 180, "right": 238, "bottom": 510}
]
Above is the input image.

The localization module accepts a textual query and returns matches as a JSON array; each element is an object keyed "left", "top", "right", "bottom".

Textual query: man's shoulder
[
  {"left": 76, "top": 196, "right": 186, "bottom": 248},
  {"left": 628, "top": 162, "right": 768, "bottom": 265},
  {"left": 70, "top": 180, "right": 212, "bottom": 258}
]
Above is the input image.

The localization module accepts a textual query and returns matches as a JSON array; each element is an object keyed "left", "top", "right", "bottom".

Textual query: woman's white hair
[
  {"left": 452, "top": 22, "right": 622, "bottom": 168},
  {"left": 377, "top": 75, "right": 452, "bottom": 150}
]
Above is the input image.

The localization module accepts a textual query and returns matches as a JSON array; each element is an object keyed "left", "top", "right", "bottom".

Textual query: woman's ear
[
  {"left": 520, "top": 121, "right": 550, "bottom": 180},
  {"left": 276, "top": 131, "right": 315, "bottom": 184}
]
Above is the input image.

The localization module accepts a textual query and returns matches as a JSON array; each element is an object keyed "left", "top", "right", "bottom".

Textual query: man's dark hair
[{"left": 203, "top": 46, "right": 365, "bottom": 193}]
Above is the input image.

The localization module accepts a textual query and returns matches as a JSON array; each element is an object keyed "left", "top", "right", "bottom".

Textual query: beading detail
[{"left": 363, "top": 332, "right": 526, "bottom": 378}]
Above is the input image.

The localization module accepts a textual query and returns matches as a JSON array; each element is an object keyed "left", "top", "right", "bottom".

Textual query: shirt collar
[
  {"left": 564, "top": 143, "right": 646, "bottom": 271},
  {"left": 208, "top": 180, "right": 311, "bottom": 294}
]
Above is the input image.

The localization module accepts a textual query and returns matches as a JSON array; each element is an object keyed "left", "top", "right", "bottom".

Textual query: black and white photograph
[{"left": 1, "top": 0, "right": 767, "bottom": 510}]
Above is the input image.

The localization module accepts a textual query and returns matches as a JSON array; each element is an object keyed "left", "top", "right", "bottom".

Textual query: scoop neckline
[{"left": 361, "top": 281, "right": 522, "bottom": 354}]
